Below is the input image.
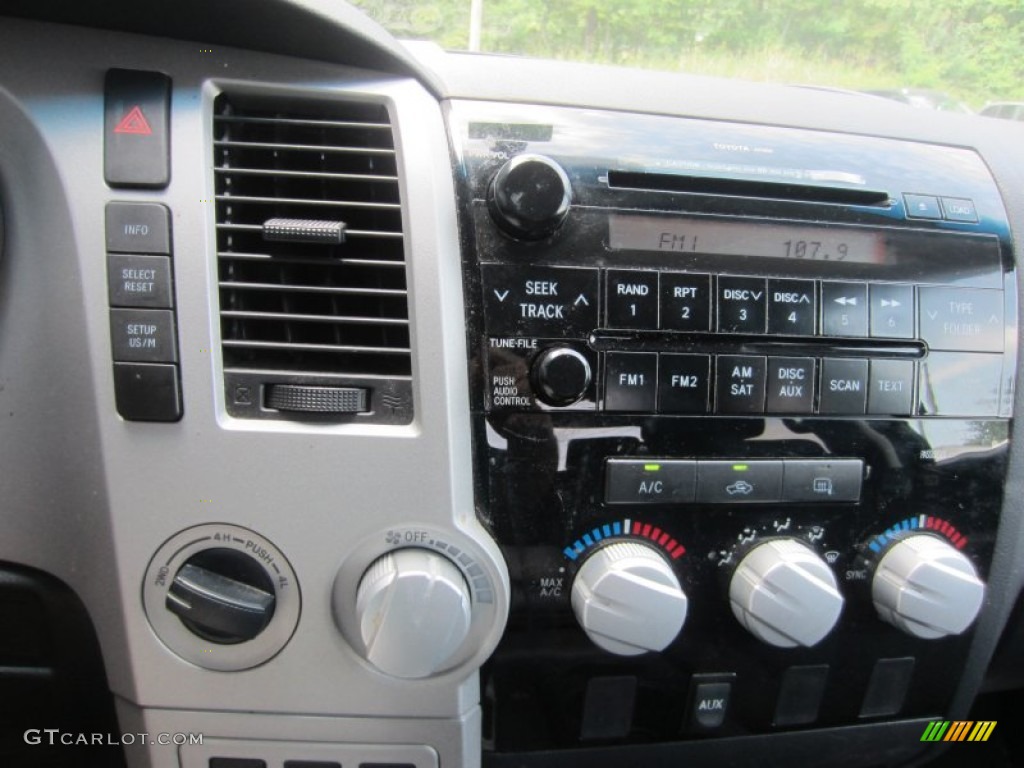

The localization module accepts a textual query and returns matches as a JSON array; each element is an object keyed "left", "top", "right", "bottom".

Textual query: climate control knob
[
  {"left": 571, "top": 541, "right": 688, "bottom": 656},
  {"left": 729, "top": 538, "right": 844, "bottom": 648},
  {"left": 488, "top": 154, "right": 572, "bottom": 240},
  {"left": 532, "top": 346, "right": 591, "bottom": 406},
  {"left": 872, "top": 534, "right": 985, "bottom": 639},
  {"left": 355, "top": 549, "right": 472, "bottom": 679}
]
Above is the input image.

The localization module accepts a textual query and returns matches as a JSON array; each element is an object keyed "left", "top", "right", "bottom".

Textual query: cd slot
[
  {"left": 590, "top": 331, "right": 926, "bottom": 359},
  {"left": 606, "top": 170, "right": 892, "bottom": 207}
]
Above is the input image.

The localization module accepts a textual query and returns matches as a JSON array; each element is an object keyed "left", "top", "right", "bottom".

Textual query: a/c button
[{"left": 605, "top": 459, "right": 697, "bottom": 504}]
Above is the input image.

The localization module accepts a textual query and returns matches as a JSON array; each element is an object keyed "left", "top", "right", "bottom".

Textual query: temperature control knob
[
  {"left": 532, "top": 346, "right": 591, "bottom": 406},
  {"left": 729, "top": 538, "right": 844, "bottom": 648},
  {"left": 872, "top": 534, "right": 985, "bottom": 639},
  {"left": 571, "top": 541, "right": 688, "bottom": 656},
  {"left": 355, "top": 549, "right": 472, "bottom": 679},
  {"left": 488, "top": 154, "right": 572, "bottom": 240}
]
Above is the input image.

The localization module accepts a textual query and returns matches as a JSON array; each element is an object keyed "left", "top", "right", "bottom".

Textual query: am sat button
[
  {"left": 606, "top": 459, "right": 697, "bottom": 504},
  {"left": 715, "top": 355, "right": 766, "bottom": 414}
]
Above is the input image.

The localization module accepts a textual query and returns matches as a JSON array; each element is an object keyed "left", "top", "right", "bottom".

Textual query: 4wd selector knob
[
  {"left": 872, "top": 534, "right": 985, "bottom": 639},
  {"left": 355, "top": 549, "right": 473, "bottom": 679},
  {"left": 532, "top": 346, "right": 591, "bottom": 406},
  {"left": 571, "top": 541, "right": 688, "bottom": 656},
  {"left": 488, "top": 154, "right": 572, "bottom": 240},
  {"left": 729, "top": 538, "right": 844, "bottom": 648},
  {"left": 165, "top": 548, "right": 276, "bottom": 644}
]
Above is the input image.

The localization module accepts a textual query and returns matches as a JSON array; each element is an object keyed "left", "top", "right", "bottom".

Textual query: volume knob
[
  {"left": 872, "top": 534, "right": 985, "bottom": 639},
  {"left": 729, "top": 538, "right": 844, "bottom": 648},
  {"left": 488, "top": 154, "right": 571, "bottom": 240},
  {"left": 571, "top": 541, "right": 688, "bottom": 656}
]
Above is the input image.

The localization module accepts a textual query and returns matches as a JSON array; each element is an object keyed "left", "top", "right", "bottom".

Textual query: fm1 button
[
  {"left": 606, "top": 459, "right": 697, "bottom": 504},
  {"left": 604, "top": 353, "right": 657, "bottom": 412},
  {"left": 766, "top": 358, "right": 815, "bottom": 414},
  {"left": 716, "top": 355, "right": 766, "bottom": 414},
  {"left": 687, "top": 674, "right": 735, "bottom": 731}
]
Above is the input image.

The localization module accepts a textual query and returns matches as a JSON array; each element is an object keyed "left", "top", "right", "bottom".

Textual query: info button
[{"left": 606, "top": 459, "right": 697, "bottom": 505}]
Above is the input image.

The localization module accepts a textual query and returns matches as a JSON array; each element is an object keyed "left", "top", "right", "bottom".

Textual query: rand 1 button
[
  {"left": 767, "top": 279, "right": 816, "bottom": 336},
  {"left": 868, "top": 360, "right": 915, "bottom": 415},
  {"left": 818, "top": 358, "right": 868, "bottom": 414},
  {"left": 109, "top": 308, "right": 178, "bottom": 363},
  {"left": 918, "top": 286, "right": 1003, "bottom": 352},
  {"left": 105, "top": 202, "right": 172, "bottom": 254},
  {"left": 782, "top": 459, "right": 863, "bottom": 502},
  {"left": 481, "top": 264, "right": 599, "bottom": 337},
  {"left": 869, "top": 283, "right": 914, "bottom": 339},
  {"left": 606, "top": 269, "right": 658, "bottom": 328},
  {"left": 766, "top": 357, "right": 816, "bottom": 414},
  {"left": 660, "top": 272, "right": 711, "bottom": 331},
  {"left": 605, "top": 459, "right": 697, "bottom": 504},
  {"left": 717, "top": 276, "right": 767, "bottom": 333},
  {"left": 696, "top": 460, "right": 783, "bottom": 503},
  {"left": 658, "top": 354, "right": 711, "bottom": 413},
  {"left": 821, "top": 282, "right": 868, "bottom": 337},
  {"left": 715, "top": 355, "right": 766, "bottom": 414},
  {"left": 107, "top": 254, "right": 173, "bottom": 308},
  {"left": 604, "top": 352, "right": 658, "bottom": 412}
]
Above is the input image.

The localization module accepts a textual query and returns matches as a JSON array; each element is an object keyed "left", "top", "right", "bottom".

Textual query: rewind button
[{"left": 821, "top": 281, "right": 868, "bottom": 337}]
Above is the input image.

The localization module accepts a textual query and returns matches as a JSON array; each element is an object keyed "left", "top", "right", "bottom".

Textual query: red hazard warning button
[
  {"left": 104, "top": 69, "right": 170, "bottom": 187},
  {"left": 113, "top": 106, "right": 153, "bottom": 136}
]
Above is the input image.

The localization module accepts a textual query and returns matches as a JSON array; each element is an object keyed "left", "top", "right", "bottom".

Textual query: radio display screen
[{"left": 608, "top": 214, "right": 886, "bottom": 264}]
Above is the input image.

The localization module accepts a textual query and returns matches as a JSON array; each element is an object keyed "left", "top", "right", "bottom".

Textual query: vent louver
[{"left": 214, "top": 94, "right": 412, "bottom": 423}]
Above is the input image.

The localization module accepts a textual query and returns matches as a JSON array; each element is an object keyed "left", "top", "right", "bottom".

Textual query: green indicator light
[
  {"left": 732, "top": 464, "right": 749, "bottom": 472},
  {"left": 644, "top": 463, "right": 661, "bottom": 472}
]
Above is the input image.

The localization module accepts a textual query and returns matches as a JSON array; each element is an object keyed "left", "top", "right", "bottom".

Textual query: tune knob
[
  {"left": 354, "top": 549, "right": 472, "bottom": 679},
  {"left": 532, "top": 346, "right": 591, "bottom": 406},
  {"left": 488, "top": 154, "right": 572, "bottom": 240},
  {"left": 571, "top": 541, "right": 688, "bottom": 656},
  {"left": 872, "top": 534, "right": 985, "bottom": 639},
  {"left": 729, "top": 538, "right": 844, "bottom": 648}
]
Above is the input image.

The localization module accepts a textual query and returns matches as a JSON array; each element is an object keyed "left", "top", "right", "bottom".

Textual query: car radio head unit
[{"left": 448, "top": 100, "right": 1015, "bottom": 756}]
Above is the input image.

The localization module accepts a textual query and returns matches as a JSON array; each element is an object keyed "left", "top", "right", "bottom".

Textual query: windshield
[{"left": 354, "top": 0, "right": 1024, "bottom": 112}]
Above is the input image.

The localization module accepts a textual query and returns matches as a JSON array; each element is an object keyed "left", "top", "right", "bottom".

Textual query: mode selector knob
[
  {"left": 729, "top": 538, "right": 844, "bottom": 648},
  {"left": 872, "top": 534, "right": 985, "bottom": 639},
  {"left": 355, "top": 549, "right": 472, "bottom": 679},
  {"left": 571, "top": 541, "right": 688, "bottom": 656},
  {"left": 532, "top": 346, "right": 591, "bottom": 406},
  {"left": 488, "top": 154, "right": 572, "bottom": 240}
]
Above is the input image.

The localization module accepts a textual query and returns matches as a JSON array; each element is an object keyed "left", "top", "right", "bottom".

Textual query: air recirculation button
[{"left": 165, "top": 548, "right": 276, "bottom": 644}]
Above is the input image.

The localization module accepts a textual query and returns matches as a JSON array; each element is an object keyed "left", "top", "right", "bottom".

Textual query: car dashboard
[{"left": 2, "top": 2, "right": 1024, "bottom": 768}]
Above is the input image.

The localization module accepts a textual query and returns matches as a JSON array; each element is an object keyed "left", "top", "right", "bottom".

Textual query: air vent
[{"left": 214, "top": 94, "right": 412, "bottom": 423}]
